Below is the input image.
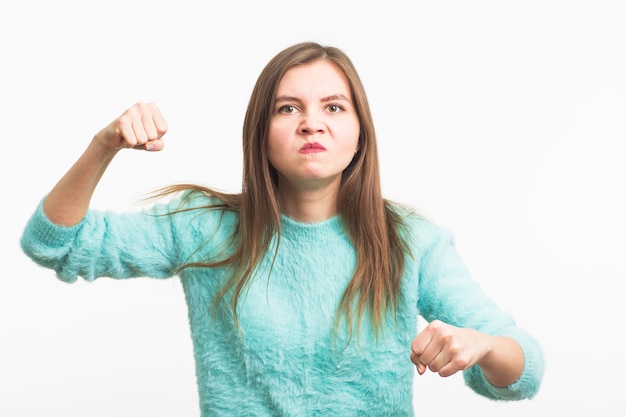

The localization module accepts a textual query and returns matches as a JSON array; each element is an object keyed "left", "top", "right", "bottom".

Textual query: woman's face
[{"left": 267, "top": 60, "right": 360, "bottom": 192}]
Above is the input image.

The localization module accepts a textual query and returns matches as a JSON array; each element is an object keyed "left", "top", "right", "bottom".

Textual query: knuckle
[
  {"left": 451, "top": 352, "right": 472, "bottom": 370},
  {"left": 117, "top": 113, "right": 131, "bottom": 126},
  {"left": 430, "top": 320, "right": 448, "bottom": 334}
]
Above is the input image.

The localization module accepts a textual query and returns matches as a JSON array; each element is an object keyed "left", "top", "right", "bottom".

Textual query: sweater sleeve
[
  {"left": 20, "top": 197, "right": 185, "bottom": 283},
  {"left": 416, "top": 222, "right": 545, "bottom": 401}
]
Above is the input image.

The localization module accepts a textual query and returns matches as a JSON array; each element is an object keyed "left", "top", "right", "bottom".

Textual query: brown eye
[
  {"left": 279, "top": 105, "right": 296, "bottom": 114},
  {"left": 327, "top": 104, "right": 343, "bottom": 113}
]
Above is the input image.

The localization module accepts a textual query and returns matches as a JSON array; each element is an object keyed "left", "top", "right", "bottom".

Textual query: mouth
[{"left": 299, "top": 142, "right": 326, "bottom": 154}]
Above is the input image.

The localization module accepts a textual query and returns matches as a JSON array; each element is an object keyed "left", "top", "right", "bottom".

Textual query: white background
[{"left": 1, "top": 1, "right": 624, "bottom": 416}]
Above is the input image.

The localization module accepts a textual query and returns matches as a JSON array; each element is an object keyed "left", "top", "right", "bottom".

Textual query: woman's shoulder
[
  {"left": 387, "top": 201, "right": 455, "bottom": 251},
  {"left": 145, "top": 186, "right": 237, "bottom": 213},
  {"left": 145, "top": 187, "right": 240, "bottom": 231}
]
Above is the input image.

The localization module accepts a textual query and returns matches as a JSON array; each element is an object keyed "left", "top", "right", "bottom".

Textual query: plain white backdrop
[{"left": 1, "top": 1, "right": 624, "bottom": 416}]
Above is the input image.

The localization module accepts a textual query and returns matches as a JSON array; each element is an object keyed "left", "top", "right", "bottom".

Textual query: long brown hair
[{"left": 157, "top": 42, "right": 411, "bottom": 341}]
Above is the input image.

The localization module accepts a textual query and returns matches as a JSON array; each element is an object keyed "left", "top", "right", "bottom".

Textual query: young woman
[{"left": 21, "top": 42, "right": 544, "bottom": 416}]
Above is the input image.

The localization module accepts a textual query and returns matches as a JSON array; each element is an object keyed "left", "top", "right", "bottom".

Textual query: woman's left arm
[{"left": 412, "top": 222, "right": 545, "bottom": 400}]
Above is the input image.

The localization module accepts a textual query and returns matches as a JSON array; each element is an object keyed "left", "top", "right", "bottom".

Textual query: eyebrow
[{"left": 274, "top": 94, "right": 352, "bottom": 103}]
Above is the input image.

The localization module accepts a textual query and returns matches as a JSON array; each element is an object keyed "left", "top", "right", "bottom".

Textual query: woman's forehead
[{"left": 276, "top": 61, "right": 352, "bottom": 97}]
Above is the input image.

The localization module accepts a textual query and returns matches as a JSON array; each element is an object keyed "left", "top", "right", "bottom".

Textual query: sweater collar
[{"left": 279, "top": 214, "right": 346, "bottom": 242}]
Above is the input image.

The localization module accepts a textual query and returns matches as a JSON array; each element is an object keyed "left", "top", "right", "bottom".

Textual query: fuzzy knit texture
[{"left": 21, "top": 194, "right": 544, "bottom": 416}]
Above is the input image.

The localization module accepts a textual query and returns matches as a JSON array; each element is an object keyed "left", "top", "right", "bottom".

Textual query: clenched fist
[{"left": 95, "top": 102, "right": 168, "bottom": 151}]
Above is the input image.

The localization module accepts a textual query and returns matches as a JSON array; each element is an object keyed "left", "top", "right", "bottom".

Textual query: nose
[{"left": 297, "top": 112, "right": 326, "bottom": 136}]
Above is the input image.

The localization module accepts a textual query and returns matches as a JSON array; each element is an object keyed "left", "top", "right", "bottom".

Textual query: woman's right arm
[{"left": 44, "top": 102, "right": 168, "bottom": 226}]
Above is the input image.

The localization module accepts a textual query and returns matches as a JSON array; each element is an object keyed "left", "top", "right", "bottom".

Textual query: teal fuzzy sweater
[{"left": 20, "top": 194, "right": 544, "bottom": 416}]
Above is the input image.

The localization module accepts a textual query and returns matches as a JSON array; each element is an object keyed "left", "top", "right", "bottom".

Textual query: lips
[{"left": 299, "top": 142, "right": 326, "bottom": 154}]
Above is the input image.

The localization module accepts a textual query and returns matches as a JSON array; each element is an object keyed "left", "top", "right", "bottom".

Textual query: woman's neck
[{"left": 277, "top": 181, "right": 339, "bottom": 223}]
